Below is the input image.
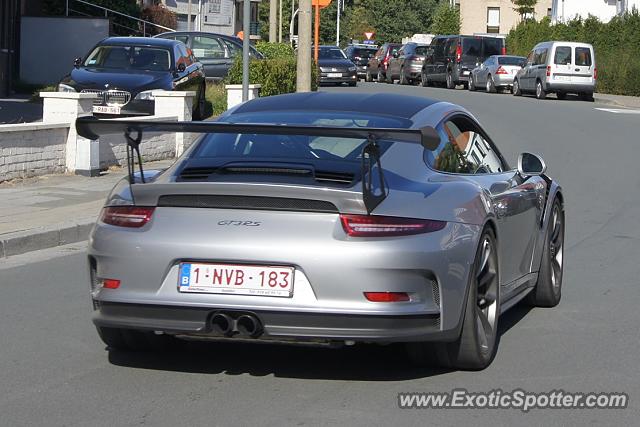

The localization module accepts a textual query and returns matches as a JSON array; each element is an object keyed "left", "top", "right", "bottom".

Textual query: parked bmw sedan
[
  {"left": 468, "top": 55, "right": 526, "bottom": 93},
  {"left": 58, "top": 37, "right": 207, "bottom": 119},
  {"left": 78, "top": 92, "right": 564, "bottom": 370},
  {"left": 317, "top": 45, "right": 357, "bottom": 86}
]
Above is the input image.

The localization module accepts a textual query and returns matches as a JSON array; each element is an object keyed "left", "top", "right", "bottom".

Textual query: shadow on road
[{"left": 107, "top": 302, "right": 534, "bottom": 381}]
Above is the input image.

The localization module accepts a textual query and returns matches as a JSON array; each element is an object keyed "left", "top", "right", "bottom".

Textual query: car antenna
[{"left": 361, "top": 133, "right": 387, "bottom": 214}]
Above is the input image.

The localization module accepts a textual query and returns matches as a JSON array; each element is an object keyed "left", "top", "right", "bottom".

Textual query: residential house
[
  {"left": 551, "top": 0, "right": 640, "bottom": 23},
  {"left": 453, "top": 0, "right": 553, "bottom": 36}
]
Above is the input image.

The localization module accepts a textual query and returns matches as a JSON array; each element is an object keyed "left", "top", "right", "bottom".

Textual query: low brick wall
[{"left": 0, "top": 123, "right": 69, "bottom": 181}]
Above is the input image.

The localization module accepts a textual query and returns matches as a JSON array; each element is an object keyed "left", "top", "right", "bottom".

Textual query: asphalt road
[{"left": 1, "top": 83, "right": 639, "bottom": 426}]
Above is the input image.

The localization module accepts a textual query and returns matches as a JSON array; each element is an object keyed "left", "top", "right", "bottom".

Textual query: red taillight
[
  {"left": 496, "top": 66, "right": 508, "bottom": 75},
  {"left": 364, "top": 292, "right": 410, "bottom": 302},
  {"left": 594, "top": 67, "right": 597, "bottom": 79},
  {"left": 340, "top": 214, "right": 446, "bottom": 237},
  {"left": 456, "top": 45, "right": 462, "bottom": 62},
  {"left": 101, "top": 206, "right": 155, "bottom": 228},
  {"left": 501, "top": 47, "right": 507, "bottom": 55},
  {"left": 101, "top": 279, "right": 121, "bottom": 289},
  {"left": 546, "top": 65, "right": 551, "bottom": 77}
]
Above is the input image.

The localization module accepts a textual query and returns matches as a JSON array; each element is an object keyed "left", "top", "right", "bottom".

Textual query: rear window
[
  {"left": 195, "top": 112, "right": 412, "bottom": 164},
  {"left": 352, "top": 48, "right": 376, "bottom": 58},
  {"left": 554, "top": 46, "right": 571, "bottom": 65},
  {"left": 483, "top": 38, "right": 504, "bottom": 57},
  {"left": 498, "top": 56, "right": 525, "bottom": 66},
  {"left": 575, "top": 47, "right": 592, "bottom": 66},
  {"left": 415, "top": 46, "right": 429, "bottom": 55},
  {"left": 461, "top": 38, "right": 482, "bottom": 58}
]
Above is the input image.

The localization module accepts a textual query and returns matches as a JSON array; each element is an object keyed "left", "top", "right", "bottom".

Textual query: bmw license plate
[
  {"left": 327, "top": 73, "right": 342, "bottom": 78},
  {"left": 178, "top": 262, "right": 294, "bottom": 297},
  {"left": 93, "top": 105, "right": 121, "bottom": 114}
]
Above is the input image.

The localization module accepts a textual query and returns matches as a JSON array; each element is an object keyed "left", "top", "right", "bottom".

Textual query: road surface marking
[{"left": 595, "top": 108, "right": 640, "bottom": 114}]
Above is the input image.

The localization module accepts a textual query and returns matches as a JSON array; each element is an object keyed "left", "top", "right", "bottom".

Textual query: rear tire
[
  {"left": 348, "top": 81, "right": 357, "bottom": 87},
  {"left": 446, "top": 71, "right": 455, "bottom": 89},
  {"left": 377, "top": 70, "right": 384, "bottom": 83},
  {"left": 581, "top": 92, "right": 595, "bottom": 102},
  {"left": 386, "top": 70, "right": 394, "bottom": 84},
  {"left": 365, "top": 70, "right": 373, "bottom": 82},
  {"left": 407, "top": 228, "right": 500, "bottom": 370},
  {"left": 420, "top": 70, "right": 430, "bottom": 87},
  {"left": 96, "top": 326, "right": 129, "bottom": 351},
  {"left": 399, "top": 68, "right": 407, "bottom": 85},
  {"left": 536, "top": 80, "right": 546, "bottom": 99},
  {"left": 97, "top": 326, "right": 180, "bottom": 352},
  {"left": 486, "top": 75, "right": 496, "bottom": 93},
  {"left": 527, "top": 199, "right": 564, "bottom": 308},
  {"left": 468, "top": 75, "right": 476, "bottom": 91},
  {"left": 512, "top": 79, "right": 522, "bottom": 96}
]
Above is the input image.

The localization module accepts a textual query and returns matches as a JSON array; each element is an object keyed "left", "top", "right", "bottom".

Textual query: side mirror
[
  {"left": 74, "top": 57, "right": 82, "bottom": 67},
  {"left": 518, "top": 152, "right": 546, "bottom": 177},
  {"left": 393, "top": 52, "right": 399, "bottom": 59},
  {"left": 177, "top": 63, "right": 186, "bottom": 73}
]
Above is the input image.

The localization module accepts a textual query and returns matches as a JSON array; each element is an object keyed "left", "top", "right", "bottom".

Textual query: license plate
[
  {"left": 327, "top": 73, "right": 342, "bottom": 78},
  {"left": 178, "top": 262, "right": 294, "bottom": 297},
  {"left": 554, "top": 75, "right": 570, "bottom": 81},
  {"left": 462, "top": 71, "right": 469, "bottom": 75},
  {"left": 93, "top": 105, "right": 121, "bottom": 114}
]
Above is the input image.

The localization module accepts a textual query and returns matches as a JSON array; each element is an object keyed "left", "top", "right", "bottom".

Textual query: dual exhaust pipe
[{"left": 210, "top": 312, "right": 263, "bottom": 338}]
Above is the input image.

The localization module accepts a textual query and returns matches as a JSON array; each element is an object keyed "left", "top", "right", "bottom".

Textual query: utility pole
[
  {"left": 296, "top": 0, "right": 312, "bottom": 92},
  {"left": 269, "top": 0, "right": 278, "bottom": 42},
  {"left": 242, "top": 0, "right": 251, "bottom": 101},
  {"left": 336, "top": 0, "right": 340, "bottom": 46},
  {"left": 278, "top": 0, "right": 283, "bottom": 42},
  {"left": 187, "top": 0, "right": 192, "bottom": 31}
]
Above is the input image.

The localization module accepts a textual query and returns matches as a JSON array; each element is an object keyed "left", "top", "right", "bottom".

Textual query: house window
[
  {"left": 547, "top": 8, "right": 552, "bottom": 17},
  {"left": 487, "top": 7, "right": 500, "bottom": 33}
]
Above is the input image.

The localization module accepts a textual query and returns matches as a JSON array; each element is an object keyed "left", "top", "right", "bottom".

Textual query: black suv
[
  {"left": 421, "top": 35, "right": 505, "bottom": 89},
  {"left": 344, "top": 44, "right": 378, "bottom": 80}
]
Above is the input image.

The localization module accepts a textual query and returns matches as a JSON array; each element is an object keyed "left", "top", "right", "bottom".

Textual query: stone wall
[{"left": 0, "top": 123, "right": 69, "bottom": 181}]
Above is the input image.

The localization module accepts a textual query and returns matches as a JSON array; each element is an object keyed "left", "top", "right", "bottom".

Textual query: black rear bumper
[{"left": 92, "top": 301, "right": 450, "bottom": 343}]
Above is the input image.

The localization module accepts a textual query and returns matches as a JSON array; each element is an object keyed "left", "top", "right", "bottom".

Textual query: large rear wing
[{"left": 75, "top": 117, "right": 441, "bottom": 213}]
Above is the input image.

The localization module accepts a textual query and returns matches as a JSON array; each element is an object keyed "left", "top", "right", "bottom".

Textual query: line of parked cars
[{"left": 364, "top": 35, "right": 597, "bottom": 102}]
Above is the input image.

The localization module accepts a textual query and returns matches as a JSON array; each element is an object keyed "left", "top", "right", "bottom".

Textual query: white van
[{"left": 513, "top": 41, "right": 596, "bottom": 101}]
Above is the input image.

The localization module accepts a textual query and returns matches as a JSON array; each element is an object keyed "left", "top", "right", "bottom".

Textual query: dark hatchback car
[
  {"left": 155, "top": 31, "right": 263, "bottom": 81},
  {"left": 343, "top": 44, "right": 378, "bottom": 80},
  {"left": 58, "top": 37, "right": 206, "bottom": 119},
  {"left": 317, "top": 45, "right": 357, "bottom": 86},
  {"left": 421, "top": 35, "right": 505, "bottom": 89},
  {"left": 365, "top": 42, "right": 401, "bottom": 83},
  {"left": 387, "top": 42, "right": 429, "bottom": 85}
]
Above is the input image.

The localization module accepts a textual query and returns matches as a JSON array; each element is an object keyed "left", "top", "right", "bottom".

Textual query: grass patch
[{"left": 203, "top": 82, "right": 227, "bottom": 119}]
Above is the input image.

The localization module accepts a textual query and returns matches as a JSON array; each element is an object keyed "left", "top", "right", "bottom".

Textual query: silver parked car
[
  {"left": 513, "top": 41, "right": 596, "bottom": 101},
  {"left": 77, "top": 92, "right": 565, "bottom": 370},
  {"left": 468, "top": 55, "right": 526, "bottom": 93}
]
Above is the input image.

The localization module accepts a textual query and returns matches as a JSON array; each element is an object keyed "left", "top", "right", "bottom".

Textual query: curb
[
  {"left": 594, "top": 96, "right": 624, "bottom": 107},
  {"left": 0, "top": 219, "right": 95, "bottom": 258}
]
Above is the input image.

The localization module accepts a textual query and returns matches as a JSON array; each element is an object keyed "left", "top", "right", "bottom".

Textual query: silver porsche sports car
[{"left": 78, "top": 92, "right": 564, "bottom": 370}]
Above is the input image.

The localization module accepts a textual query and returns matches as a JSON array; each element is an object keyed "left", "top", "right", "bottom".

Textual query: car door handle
[{"left": 575, "top": 68, "right": 580, "bottom": 72}]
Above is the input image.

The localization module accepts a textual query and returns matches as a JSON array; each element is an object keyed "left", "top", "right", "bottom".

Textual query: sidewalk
[
  {"left": 0, "top": 160, "right": 174, "bottom": 258},
  {"left": 595, "top": 92, "right": 640, "bottom": 109}
]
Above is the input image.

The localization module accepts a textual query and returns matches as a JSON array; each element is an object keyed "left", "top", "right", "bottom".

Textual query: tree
[
  {"left": 430, "top": 1, "right": 460, "bottom": 35},
  {"left": 140, "top": 4, "right": 177, "bottom": 35},
  {"left": 363, "top": 0, "right": 438, "bottom": 42},
  {"left": 512, "top": 0, "right": 538, "bottom": 20}
]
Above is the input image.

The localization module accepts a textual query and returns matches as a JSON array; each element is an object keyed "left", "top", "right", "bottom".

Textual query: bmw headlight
[
  {"left": 134, "top": 90, "right": 164, "bottom": 101},
  {"left": 57, "top": 83, "right": 76, "bottom": 93},
  {"left": 348, "top": 66, "right": 357, "bottom": 72}
]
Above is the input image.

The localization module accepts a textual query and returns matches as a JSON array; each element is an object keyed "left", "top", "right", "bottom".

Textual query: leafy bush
[
  {"left": 140, "top": 4, "right": 177, "bottom": 35},
  {"left": 506, "top": 11, "right": 640, "bottom": 96},
  {"left": 430, "top": 1, "right": 461, "bottom": 35},
  {"left": 255, "top": 42, "right": 295, "bottom": 59},
  {"left": 225, "top": 56, "right": 318, "bottom": 97}
]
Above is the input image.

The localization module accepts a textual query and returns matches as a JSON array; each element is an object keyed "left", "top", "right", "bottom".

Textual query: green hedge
[
  {"left": 254, "top": 41, "right": 296, "bottom": 59},
  {"left": 507, "top": 12, "right": 640, "bottom": 96},
  {"left": 226, "top": 56, "right": 318, "bottom": 97}
]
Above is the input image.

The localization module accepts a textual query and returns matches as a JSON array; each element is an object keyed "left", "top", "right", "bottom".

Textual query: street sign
[
  {"left": 312, "top": 0, "right": 332, "bottom": 8},
  {"left": 364, "top": 31, "right": 375, "bottom": 40}
]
